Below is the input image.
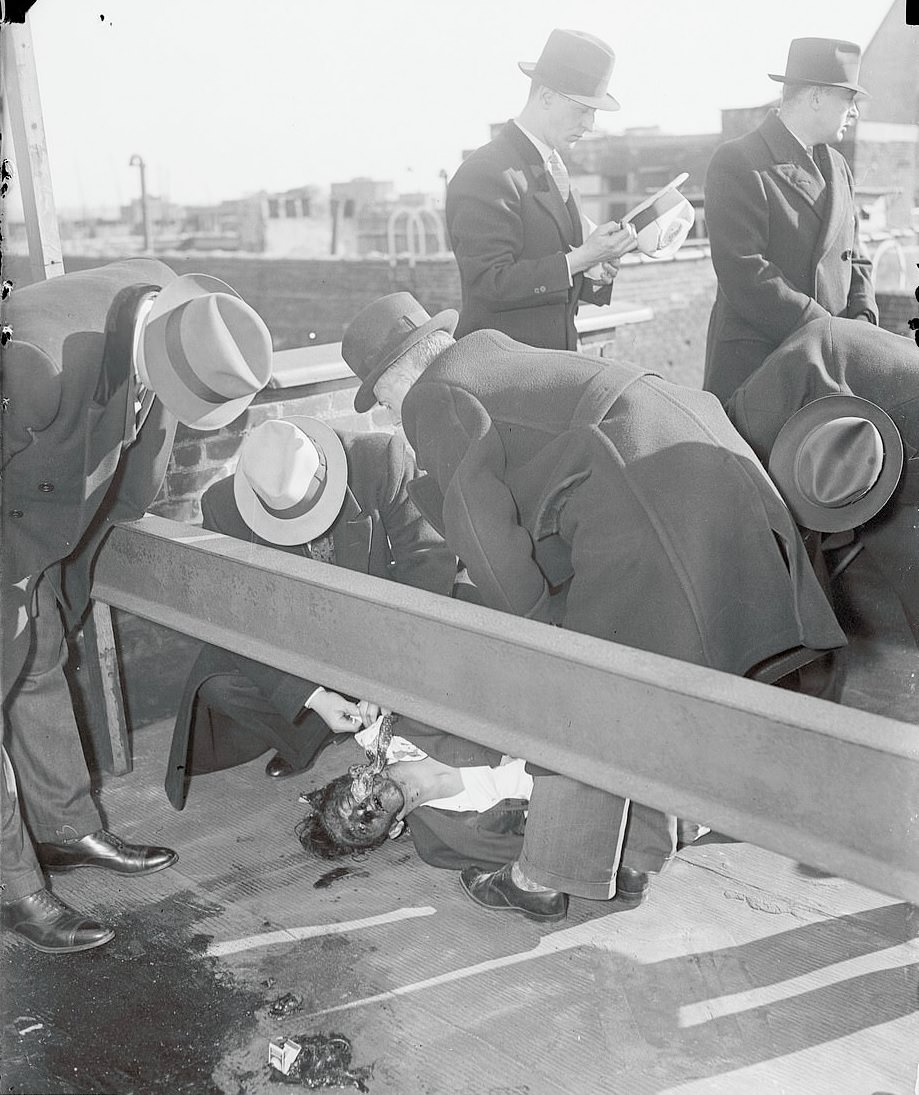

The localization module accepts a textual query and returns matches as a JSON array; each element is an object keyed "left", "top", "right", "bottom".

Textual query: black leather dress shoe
[
  {"left": 2, "top": 889, "right": 115, "bottom": 953},
  {"left": 460, "top": 862, "right": 568, "bottom": 922},
  {"left": 615, "top": 865, "right": 650, "bottom": 906},
  {"left": 265, "top": 754, "right": 305, "bottom": 779},
  {"left": 37, "top": 830, "right": 178, "bottom": 876}
]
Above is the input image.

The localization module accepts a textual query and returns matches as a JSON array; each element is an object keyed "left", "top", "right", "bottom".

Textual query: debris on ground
[
  {"left": 267, "top": 1032, "right": 371, "bottom": 1091},
  {"left": 267, "top": 992, "right": 304, "bottom": 1019},
  {"left": 14, "top": 1016, "right": 44, "bottom": 1037},
  {"left": 268, "top": 1036, "right": 302, "bottom": 1075}
]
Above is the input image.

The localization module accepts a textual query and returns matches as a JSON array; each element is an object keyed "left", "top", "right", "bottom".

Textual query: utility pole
[{"left": 128, "top": 153, "right": 152, "bottom": 252}]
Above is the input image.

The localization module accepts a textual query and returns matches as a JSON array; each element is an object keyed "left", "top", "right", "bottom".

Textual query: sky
[{"left": 5, "top": 0, "right": 900, "bottom": 215}]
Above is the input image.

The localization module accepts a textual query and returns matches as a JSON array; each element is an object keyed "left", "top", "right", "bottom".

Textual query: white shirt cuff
[{"left": 304, "top": 686, "right": 325, "bottom": 710}]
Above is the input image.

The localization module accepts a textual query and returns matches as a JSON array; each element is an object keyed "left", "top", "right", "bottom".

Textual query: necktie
[
  {"left": 547, "top": 150, "right": 570, "bottom": 202},
  {"left": 308, "top": 532, "right": 335, "bottom": 564}
]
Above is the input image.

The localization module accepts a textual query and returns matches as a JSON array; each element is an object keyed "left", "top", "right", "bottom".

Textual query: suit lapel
[
  {"left": 503, "top": 122, "right": 576, "bottom": 247},
  {"left": 811, "top": 144, "right": 848, "bottom": 261},
  {"left": 760, "top": 112, "right": 826, "bottom": 212},
  {"left": 328, "top": 488, "right": 372, "bottom": 572}
]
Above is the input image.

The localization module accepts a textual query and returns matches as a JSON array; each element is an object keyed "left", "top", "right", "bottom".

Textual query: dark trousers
[
  {"left": 1, "top": 748, "right": 45, "bottom": 903},
  {"left": 189, "top": 672, "right": 336, "bottom": 776},
  {"left": 4, "top": 576, "right": 101, "bottom": 843}
]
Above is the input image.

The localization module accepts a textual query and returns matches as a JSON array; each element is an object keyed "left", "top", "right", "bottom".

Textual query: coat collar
[
  {"left": 500, "top": 121, "right": 579, "bottom": 246},
  {"left": 758, "top": 110, "right": 849, "bottom": 257},
  {"left": 326, "top": 487, "right": 372, "bottom": 572},
  {"left": 758, "top": 110, "right": 827, "bottom": 210}
]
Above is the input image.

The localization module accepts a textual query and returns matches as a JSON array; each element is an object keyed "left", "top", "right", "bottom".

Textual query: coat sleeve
[
  {"left": 705, "top": 144, "right": 831, "bottom": 340},
  {"left": 842, "top": 161, "right": 878, "bottom": 324},
  {"left": 200, "top": 486, "right": 322, "bottom": 723},
  {"left": 447, "top": 159, "right": 572, "bottom": 313},
  {"left": 412, "top": 382, "right": 549, "bottom": 619},
  {"left": 377, "top": 434, "right": 458, "bottom": 595}
]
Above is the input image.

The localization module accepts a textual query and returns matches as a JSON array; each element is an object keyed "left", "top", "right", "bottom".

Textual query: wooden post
[
  {"left": 1, "top": 20, "right": 63, "bottom": 281},
  {"left": 80, "top": 603, "right": 133, "bottom": 776}
]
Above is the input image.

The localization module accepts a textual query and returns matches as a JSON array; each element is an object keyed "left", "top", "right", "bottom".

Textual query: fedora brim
[
  {"left": 518, "top": 62, "right": 620, "bottom": 110},
  {"left": 353, "top": 308, "right": 458, "bottom": 413},
  {"left": 143, "top": 274, "right": 266, "bottom": 431},
  {"left": 622, "top": 173, "right": 690, "bottom": 226},
  {"left": 768, "top": 395, "right": 903, "bottom": 533},
  {"left": 234, "top": 416, "right": 349, "bottom": 545},
  {"left": 767, "top": 73, "right": 870, "bottom": 96}
]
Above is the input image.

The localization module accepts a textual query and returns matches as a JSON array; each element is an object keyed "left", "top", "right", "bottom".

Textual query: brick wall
[
  {"left": 877, "top": 290, "right": 919, "bottom": 341},
  {"left": 151, "top": 379, "right": 387, "bottom": 523}
]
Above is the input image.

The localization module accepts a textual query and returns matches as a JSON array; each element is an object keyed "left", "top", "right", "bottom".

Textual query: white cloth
[{"left": 354, "top": 718, "right": 533, "bottom": 813}]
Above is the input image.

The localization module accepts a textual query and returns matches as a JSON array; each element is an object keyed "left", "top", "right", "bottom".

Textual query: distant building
[
  {"left": 234, "top": 186, "right": 328, "bottom": 256},
  {"left": 569, "top": 128, "right": 717, "bottom": 237},
  {"left": 330, "top": 178, "right": 447, "bottom": 258}
]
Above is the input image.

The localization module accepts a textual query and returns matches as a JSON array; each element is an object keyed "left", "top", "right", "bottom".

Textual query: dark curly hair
[{"left": 295, "top": 774, "right": 392, "bottom": 860}]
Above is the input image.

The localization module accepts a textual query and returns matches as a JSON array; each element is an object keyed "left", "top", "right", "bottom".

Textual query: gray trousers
[
  {"left": 4, "top": 576, "right": 102, "bottom": 843},
  {"left": 1, "top": 747, "right": 45, "bottom": 903},
  {"left": 520, "top": 775, "right": 676, "bottom": 898}
]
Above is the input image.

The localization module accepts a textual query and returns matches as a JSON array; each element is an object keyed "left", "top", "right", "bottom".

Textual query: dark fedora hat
[
  {"left": 342, "top": 293, "right": 458, "bottom": 413},
  {"left": 768, "top": 395, "right": 902, "bottom": 533},
  {"left": 768, "top": 37, "right": 869, "bottom": 95},
  {"left": 519, "top": 29, "right": 620, "bottom": 111}
]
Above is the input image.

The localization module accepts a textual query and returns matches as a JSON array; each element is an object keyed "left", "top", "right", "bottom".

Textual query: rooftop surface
[{"left": 2, "top": 554, "right": 916, "bottom": 1095}]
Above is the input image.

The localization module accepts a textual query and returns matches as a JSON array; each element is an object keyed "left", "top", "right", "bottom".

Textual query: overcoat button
[
  {"left": 38, "top": 482, "right": 54, "bottom": 492},
  {"left": 9, "top": 509, "right": 23, "bottom": 518}
]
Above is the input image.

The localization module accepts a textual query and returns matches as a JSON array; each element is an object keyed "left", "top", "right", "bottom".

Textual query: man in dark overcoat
[
  {"left": 342, "top": 292, "right": 847, "bottom": 921},
  {"left": 703, "top": 38, "right": 877, "bottom": 403},
  {"left": 166, "top": 417, "right": 504, "bottom": 809},
  {"left": 446, "top": 29, "right": 636, "bottom": 351},
  {"left": 726, "top": 315, "right": 919, "bottom": 649},
  {"left": 1, "top": 258, "right": 271, "bottom": 949}
]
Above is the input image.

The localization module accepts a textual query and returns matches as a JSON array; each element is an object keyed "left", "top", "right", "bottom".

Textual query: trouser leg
[
  {"left": 621, "top": 802, "right": 678, "bottom": 873},
  {"left": 194, "top": 673, "right": 334, "bottom": 773},
  {"left": 4, "top": 577, "right": 100, "bottom": 843},
  {"left": 408, "top": 801, "right": 526, "bottom": 871},
  {"left": 0, "top": 747, "right": 45, "bottom": 903},
  {"left": 518, "top": 773, "right": 629, "bottom": 899}
]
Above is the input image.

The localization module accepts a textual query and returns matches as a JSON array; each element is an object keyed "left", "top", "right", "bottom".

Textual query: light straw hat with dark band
[
  {"left": 622, "top": 173, "right": 694, "bottom": 259},
  {"left": 141, "top": 273, "right": 272, "bottom": 430},
  {"left": 234, "top": 417, "right": 349, "bottom": 545},
  {"left": 768, "top": 395, "right": 902, "bottom": 532}
]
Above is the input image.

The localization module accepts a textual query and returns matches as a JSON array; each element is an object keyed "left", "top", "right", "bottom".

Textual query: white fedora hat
[
  {"left": 233, "top": 416, "right": 349, "bottom": 545},
  {"left": 622, "top": 173, "right": 694, "bottom": 260},
  {"left": 140, "top": 273, "right": 273, "bottom": 431}
]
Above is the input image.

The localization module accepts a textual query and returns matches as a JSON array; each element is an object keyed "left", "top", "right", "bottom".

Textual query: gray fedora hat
[
  {"left": 519, "top": 29, "right": 620, "bottom": 111},
  {"left": 768, "top": 38, "right": 869, "bottom": 96}
]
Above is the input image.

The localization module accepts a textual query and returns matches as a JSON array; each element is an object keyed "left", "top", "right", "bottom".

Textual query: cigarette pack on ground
[{"left": 268, "top": 1036, "right": 303, "bottom": 1075}]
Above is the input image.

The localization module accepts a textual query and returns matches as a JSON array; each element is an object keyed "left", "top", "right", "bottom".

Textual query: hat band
[
  {"left": 164, "top": 306, "right": 230, "bottom": 406},
  {"left": 258, "top": 450, "right": 327, "bottom": 520},
  {"left": 630, "top": 188, "right": 684, "bottom": 232},
  {"left": 534, "top": 59, "right": 610, "bottom": 98}
]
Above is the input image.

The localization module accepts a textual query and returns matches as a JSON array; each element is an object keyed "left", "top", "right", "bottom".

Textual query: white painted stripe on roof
[{"left": 206, "top": 905, "right": 436, "bottom": 957}]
